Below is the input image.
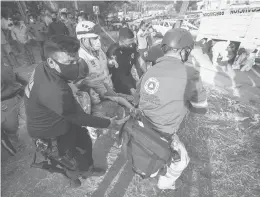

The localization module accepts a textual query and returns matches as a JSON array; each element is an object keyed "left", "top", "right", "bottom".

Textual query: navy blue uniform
[{"left": 107, "top": 43, "right": 142, "bottom": 95}]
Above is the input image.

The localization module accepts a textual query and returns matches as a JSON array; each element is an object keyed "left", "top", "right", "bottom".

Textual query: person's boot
[
  {"left": 157, "top": 179, "right": 183, "bottom": 190},
  {"left": 69, "top": 179, "right": 81, "bottom": 188}
]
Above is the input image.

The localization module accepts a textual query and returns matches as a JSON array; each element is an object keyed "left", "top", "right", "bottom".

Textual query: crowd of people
[
  {"left": 1, "top": 7, "right": 208, "bottom": 191},
  {"left": 1, "top": 8, "right": 92, "bottom": 67}
]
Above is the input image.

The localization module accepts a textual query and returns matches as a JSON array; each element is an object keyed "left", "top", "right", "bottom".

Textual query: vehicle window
[
  {"left": 160, "top": 22, "right": 163, "bottom": 26},
  {"left": 164, "top": 22, "right": 169, "bottom": 27}
]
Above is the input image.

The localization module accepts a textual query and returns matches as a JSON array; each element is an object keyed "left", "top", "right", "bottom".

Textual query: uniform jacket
[{"left": 136, "top": 55, "right": 207, "bottom": 135}]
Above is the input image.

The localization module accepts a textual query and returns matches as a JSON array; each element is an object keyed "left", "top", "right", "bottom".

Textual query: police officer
[
  {"left": 76, "top": 21, "right": 115, "bottom": 97},
  {"left": 106, "top": 28, "right": 143, "bottom": 96},
  {"left": 1, "top": 61, "right": 27, "bottom": 156},
  {"left": 135, "top": 28, "right": 208, "bottom": 190},
  {"left": 24, "top": 35, "right": 129, "bottom": 187}
]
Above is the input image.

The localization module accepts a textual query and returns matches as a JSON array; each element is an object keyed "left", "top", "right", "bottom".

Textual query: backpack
[{"left": 119, "top": 116, "right": 177, "bottom": 179}]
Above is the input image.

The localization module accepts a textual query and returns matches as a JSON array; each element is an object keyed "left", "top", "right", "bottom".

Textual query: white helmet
[{"left": 76, "top": 21, "right": 99, "bottom": 40}]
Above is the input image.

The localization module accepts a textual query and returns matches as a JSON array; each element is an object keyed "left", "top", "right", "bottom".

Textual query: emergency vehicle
[{"left": 196, "top": 5, "right": 260, "bottom": 47}]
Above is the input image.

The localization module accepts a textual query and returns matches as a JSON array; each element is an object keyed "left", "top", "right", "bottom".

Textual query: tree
[
  {"left": 174, "top": 1, "right": 183, "bottom": 13},
  {"left": 174, "top": 1, "right": 198, "bottom": 13}
]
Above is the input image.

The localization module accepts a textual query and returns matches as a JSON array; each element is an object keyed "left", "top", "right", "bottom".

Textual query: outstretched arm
[{"left": 104, "top": 96, "right": 134, "bottom": 110}]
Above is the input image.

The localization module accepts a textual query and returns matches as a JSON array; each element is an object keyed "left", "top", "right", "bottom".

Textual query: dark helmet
[
  {"left": 161, "top": 28, "right": 194, "bottom": 49},
  {"left": 142, "top": 44, "right": 164, "bottom": 62}
]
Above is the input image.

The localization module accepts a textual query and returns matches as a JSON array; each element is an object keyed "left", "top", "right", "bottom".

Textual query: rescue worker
[
  {"left": 1, "top": 61, "right": 27, "bottom": 156},
  {"left": 24, "top": 35, "right": 129, "bottom": 187},
  {"left": 135, "top": 28, "right": 208, "bottom": 190},
  {"left": 106, "top": 28, "right": 143, "bottom": 96},
  {"left": 75, "top": 21, "right": 115, "bottom": 97}
]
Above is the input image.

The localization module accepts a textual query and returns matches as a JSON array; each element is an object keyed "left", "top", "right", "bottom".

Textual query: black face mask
[
  {"left": 52, "top": 59, "right": 79, "bottom": 81},
  {"left": 52, "top": 18, "right": 57, "bottom": 22}
]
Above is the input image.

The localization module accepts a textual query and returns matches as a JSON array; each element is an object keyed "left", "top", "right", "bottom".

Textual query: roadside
[{"left": 192, "top": 47, "right": 260, "bottom": 104}]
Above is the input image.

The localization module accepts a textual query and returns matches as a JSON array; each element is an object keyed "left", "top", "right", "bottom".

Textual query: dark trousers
[
  {"left": 56, "top": 124, "right": 93, "bottom": 173},
  {"left": 1, "top": 96, "right": 20, "bottom": 156}
]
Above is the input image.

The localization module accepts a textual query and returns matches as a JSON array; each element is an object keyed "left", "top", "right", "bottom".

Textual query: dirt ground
[{"left": 1, "top": 35, "right": 260, "bottom": 197}]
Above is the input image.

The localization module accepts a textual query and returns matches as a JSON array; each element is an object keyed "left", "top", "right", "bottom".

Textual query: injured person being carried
[{"left": 73, "top": 84, "right": 134, "bottom": 139}]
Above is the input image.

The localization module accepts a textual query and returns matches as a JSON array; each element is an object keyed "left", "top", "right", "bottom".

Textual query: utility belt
[{"left": 32, "top": 138, "right": 77, "bottom": 171}]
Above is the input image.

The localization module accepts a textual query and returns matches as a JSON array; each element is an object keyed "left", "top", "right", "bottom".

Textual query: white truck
[
  {"left": 196, "top": 6, "right": 260, "bottom": 46},
  {"left": 196, "top": 5, "right": 260, "bottom": 69}
]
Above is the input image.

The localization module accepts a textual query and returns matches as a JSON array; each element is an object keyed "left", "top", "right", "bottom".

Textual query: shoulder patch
[{"left": 144, "top": 77, "right": 159, "bottom": 94}]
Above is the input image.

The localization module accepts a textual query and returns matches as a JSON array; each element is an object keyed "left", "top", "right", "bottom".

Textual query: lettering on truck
[
  {"left": 203, "top": 11, "right": 224, "bottom": 17},
  {"left": 230, "top": 7, "right": 260, "bottom": 14},
  {"left": 203, "top": 7, "right": 260, "bottom": 17}
]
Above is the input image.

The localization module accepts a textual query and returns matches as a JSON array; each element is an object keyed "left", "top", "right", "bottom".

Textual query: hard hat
[
  {"left": 161, "top": 28, "right": 194, "bottom": 49},
  {"left": 76, "top": 21, "right": 99, "bottom": 40},
  {"left": 60, "top": 8, "right": 68, "bottom": 13}
]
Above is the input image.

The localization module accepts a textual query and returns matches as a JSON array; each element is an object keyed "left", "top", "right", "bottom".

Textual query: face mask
[
  {"left": 53, "top": 59, "right": 79, "bottom": 81},
  {"left": 52, "top": 18, "right": 57, "bottom": 22}
]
